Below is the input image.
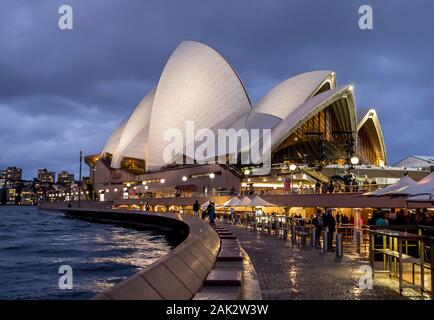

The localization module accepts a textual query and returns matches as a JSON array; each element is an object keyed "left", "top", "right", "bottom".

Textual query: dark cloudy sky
[{"left": 0, "top": 0, "right": 433, "bottom": 179}]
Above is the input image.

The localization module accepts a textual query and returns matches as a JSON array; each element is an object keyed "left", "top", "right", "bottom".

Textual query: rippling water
[{"left": 0, "top": 206, "right": 178, "bottom": 299}]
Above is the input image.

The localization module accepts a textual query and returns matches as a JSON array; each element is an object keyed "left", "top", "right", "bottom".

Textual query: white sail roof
[
  {"left": 111, "top": 88, "right": 155, "bottom": 168},
  {"left": 101, "top": 117, "right": 129, "bottom": 156},
  {"left": 147, "top": 41, "right": 252, "bottom": 169},
  {"left": 253, "top": 71, "right": 336, "bottom": 119}
]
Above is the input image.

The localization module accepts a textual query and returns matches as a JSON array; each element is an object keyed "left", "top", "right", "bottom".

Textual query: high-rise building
[
  {"left": 1, "top": 167, "right": 22, "bottom": 182},
  {"left": 37, "top": 169, "right": 55, "bottom": 184},
  {"left": 57, "top": 171, "right": 75, "bottom": 186}
]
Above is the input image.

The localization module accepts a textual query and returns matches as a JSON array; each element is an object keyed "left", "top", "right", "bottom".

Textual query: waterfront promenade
[{"left": 225, "top": 225, "right": 429, "bottom": 300}]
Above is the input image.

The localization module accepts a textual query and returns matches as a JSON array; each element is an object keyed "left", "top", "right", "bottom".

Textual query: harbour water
[{"left": 0, "top": 206, "right": 177, "bottom": 299}]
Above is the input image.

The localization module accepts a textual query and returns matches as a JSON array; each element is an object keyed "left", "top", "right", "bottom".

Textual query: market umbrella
[
  {"left": 247, "top": 195, "right": 277, "bottom": 207},
  {"left": 362, "top": 175, "right": 416, "bottom": 196},
  {"left": 389, "top": 172, "right": 434, "bottom": 196},
  {"left": 201, "top": 200, "right": 223, "bottom": 210},
  {"left": 237, "top": 196, "right": 251, "bottom": 207},
  {"left": 223, "top": 197, "right": 241, "bottom": 207}
]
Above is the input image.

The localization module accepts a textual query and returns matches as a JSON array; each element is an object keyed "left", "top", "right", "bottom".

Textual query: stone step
[
  {"left": 204, "top": 269, "right": 243, "bottom": 286},
  {"left": 217, "top": 248, "right": 243, "bottom": 261},
  {"left": 214, "top": 260, "right": 244, "bottom": 270},
  {"left": 193, "top": 286, "right": 241, "bottom": 300},
  {"left": 221, "top": 239, "right": 240, "bottom": 246},
  {"left": 216, "top": 232, "right": 233, "bottom": 236},
  {"left": 219, "top": 235, "right": 237, "bottom": 240}
]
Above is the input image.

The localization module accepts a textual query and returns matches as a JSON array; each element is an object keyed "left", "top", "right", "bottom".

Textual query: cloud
[{"left": 0, "top": 0, "right": 433, "bottom": 178}]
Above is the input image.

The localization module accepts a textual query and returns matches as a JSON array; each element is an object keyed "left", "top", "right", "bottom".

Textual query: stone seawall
[{"left": 54, "top": 207, "right": 220, "bottom": 300}]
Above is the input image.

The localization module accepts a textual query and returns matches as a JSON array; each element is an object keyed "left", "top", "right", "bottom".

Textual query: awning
[
  {"left": 363, "top": 175, "right": 416, "bottom": 196},
  {"left": 247, "top": 195, "right": 277, "bottom": 207}
]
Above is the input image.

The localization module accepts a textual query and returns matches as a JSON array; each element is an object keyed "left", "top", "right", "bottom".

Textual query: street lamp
[
  {"left": 182, "top": 176, "right": 188, "bottom": 182},
  {"left": 288, "top": 164, "right": 297, "bottom": 194},
  {"left": 160, "top": 178, "right": 165, "bottom": 196},
  {"left": 350, "top": 156, "right": 359, "bottom": 165}
]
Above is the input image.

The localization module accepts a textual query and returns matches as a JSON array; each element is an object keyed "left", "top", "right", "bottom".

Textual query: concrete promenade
[{"left": 225, "top": 225, "right": 429, "bottom": 300}]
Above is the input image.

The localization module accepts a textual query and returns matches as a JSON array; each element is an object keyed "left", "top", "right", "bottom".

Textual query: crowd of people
[{"left": 369, "top": 208, "right": 433, "bottom": 227}]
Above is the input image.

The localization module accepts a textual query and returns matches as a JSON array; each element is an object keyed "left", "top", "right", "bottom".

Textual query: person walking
[
  {"left": 315, "top": 181, "right": 321, "bottom": 194},
  {"left": 312, "top": 209, "right": 323, "bottom": 247},
  {"left": 327, "top": 181, "right": 334, "bottom": 193},
  {"left": 208, "top": 202, "right": 216, "bottom": 225},
  {"left": 324, "top": 209, "right": 336, "bottom": 251},
  {"left": 193, "top": 200, "right": 200, "bottom": 217}
]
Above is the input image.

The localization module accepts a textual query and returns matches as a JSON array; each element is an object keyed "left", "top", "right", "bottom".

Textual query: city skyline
[{"left": 1, "top": 0, "right": 434, "bottom": 179}]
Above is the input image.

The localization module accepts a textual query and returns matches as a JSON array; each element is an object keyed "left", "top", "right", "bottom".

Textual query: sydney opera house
[{"left": 84, "top": 41, "right": 405, "bottom": 202}]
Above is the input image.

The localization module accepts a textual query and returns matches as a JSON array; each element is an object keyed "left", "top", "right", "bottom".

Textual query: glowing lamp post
[
  {"left": 160, "top": 178, "right": 165, "bottom": 196},
  {"left": 351, "top": 156, "right": 359, "bottom": 166},
  {"left": 289, "top": 164, "right": 297, "bottom": 194}
]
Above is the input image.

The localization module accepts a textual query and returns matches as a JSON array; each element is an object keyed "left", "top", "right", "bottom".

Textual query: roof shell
[
  {"left": 101, "top": 117, "right": 129, "bottom": 156},
  {"left": 147, "top": 41, "right": 252, "bottom": 169},
  {"left": 111, "top": 88, "right": 155, "bottom": 168},
  {"left": 253, "top": 71, "right": 336, "bottom": 119}
]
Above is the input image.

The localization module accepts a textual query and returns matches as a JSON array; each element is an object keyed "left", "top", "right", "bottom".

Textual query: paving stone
[{"left": 225, "top": 225, "right": 430, "bottom": 300}]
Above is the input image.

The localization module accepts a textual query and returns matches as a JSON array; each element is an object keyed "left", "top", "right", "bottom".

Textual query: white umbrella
[
  {"left": 406, "top": 194, "right": 433, "bottom": 203},
  {"left": 390, "top": 172, "right": 434, "bottom": 196},
  {"left": 363, "top": 175, "right": 416, "bottom": 196},
  {"left": 247, "top": 195, "right": 277, "bottom": 207},
  {"left": 237, "top": 196, "right": 251, "bottom": 207},
  {"left": 201, "top": 201, "right": 210, "bottom": 210},
  {"left": 223, "top": 197, "right": 241, "bottom": 207},
  {"left": 201, "top": 200, "right": 223, "bottom": 209}
]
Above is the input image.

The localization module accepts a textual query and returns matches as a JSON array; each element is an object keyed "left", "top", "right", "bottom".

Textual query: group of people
[
  {"left": 369, "top": 208, "right": 433, "bottom": 227},
  {"left": 193, "top": 200, "right": 216, "bottom": 224},
  {"left": 312, "top": 209, "right": 337, "bottom": 250}
]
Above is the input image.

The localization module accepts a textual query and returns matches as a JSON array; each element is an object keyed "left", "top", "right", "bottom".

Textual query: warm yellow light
[
  {"left": 182, "top": 176, "right": 188, "bottom": 182},
  {"left": 209, "top": 173, "right": 215, "bottom": 179},
  {"left": 126, "top": 183, "right": 131, "bottom": 187},
  {"left": 244, "top": 169, "right": 250, "bottom": 175},
  {"left": 142, "top": 181, "right": 147, "bottom": 185},
  {"left": 289, "top": 164, "right": 297, "bottom": 171},
  {"left": 351, "top": 156, "right": 359, "bottom": 165},
  {"left": 160, "top": 178, "right": 166, "bottom": 184}
]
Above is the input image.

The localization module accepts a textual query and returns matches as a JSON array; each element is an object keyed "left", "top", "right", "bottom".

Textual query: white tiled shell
[
  {"left": 101, "top": 117, "right": 129, "bottom": 156},
  {"left": 259, "top": 85, "right": 357, "bottom": 158},
  {"left": 111, "top": 88, "right": 155, "bottom": 168},
  {"left": 253, "top": 71, "right": 336, "bottom": 119},
  {"left": 146, "top": 41, "right": 252, "bottom": 169}
]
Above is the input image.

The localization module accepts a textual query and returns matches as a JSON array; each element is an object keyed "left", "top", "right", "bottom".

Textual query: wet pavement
[{"left": 224, "top": 225, "right": 430, "bottom": 300}]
